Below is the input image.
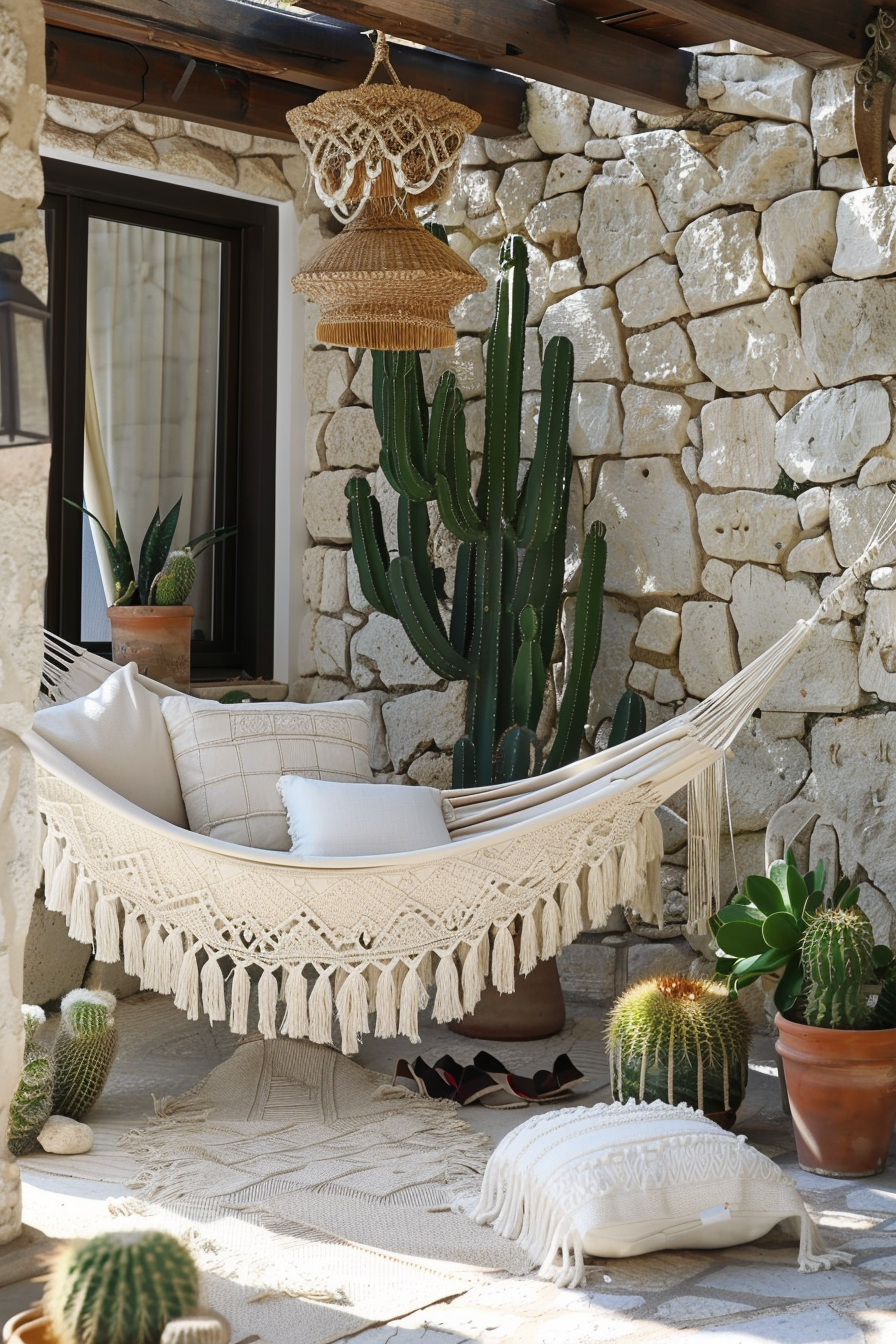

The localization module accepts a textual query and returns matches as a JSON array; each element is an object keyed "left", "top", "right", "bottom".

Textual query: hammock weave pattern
[{"left": 29, "top": 506, "right": 894, "bottom": 1054}]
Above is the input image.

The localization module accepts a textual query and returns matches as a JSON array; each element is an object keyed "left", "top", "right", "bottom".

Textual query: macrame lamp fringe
[{"left": 688, "top": 758, "right": 724, "bottom": 932}]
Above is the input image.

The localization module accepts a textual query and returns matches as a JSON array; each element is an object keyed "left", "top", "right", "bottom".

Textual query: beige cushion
[
  {"left": 32, "top": 662, "right": 188, "bottom": 827},
  {"left": 278, "top": 776, "right": 451, "bottom": 858},
  {"left": 160, "top": 696, "right": 373, "bottom": 850}
]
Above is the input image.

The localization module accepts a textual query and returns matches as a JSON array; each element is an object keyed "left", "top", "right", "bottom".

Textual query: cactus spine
[
  {"left": 52, "top": 989, "right": 118, "bottom": 1121},
  {"left": 7, "top": 1005, "right": 55, "bottom": 1157},
  {"left": 802, "top": 901, "right": 875, "bottom": 1029},
  {"left": 45, "top": 1231, "right": 199, "bottom": 1344},
  {"left": 150, "top": 549, "right": 196, "bottom": 606},
  {"left": 347, "top": 233, "right": 631, "bottom": 787},
  {"left": 607, "top": 975, "right": 752, "bottom": 1114}
]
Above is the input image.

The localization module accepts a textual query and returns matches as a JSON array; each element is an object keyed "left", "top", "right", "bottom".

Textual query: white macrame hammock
[{"left": 27, "top": 501, "right": 896, "bottom": 1054}]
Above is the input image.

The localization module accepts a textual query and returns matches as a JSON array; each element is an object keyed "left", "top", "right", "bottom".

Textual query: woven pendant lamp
[{"left": 287, "top": 32, "right": 487, "bottom": 350}]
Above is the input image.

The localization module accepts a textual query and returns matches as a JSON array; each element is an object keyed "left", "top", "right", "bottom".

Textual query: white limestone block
[
  {"left": 495, "top": 160, "right": 549, "bottom": 230},
  {"left": 526, "top": 82, "right": 590, "bottom": 154},
  {"left": 726, "top": 719, "right": 810, "bottom": 833},
  {"left": 688, "top": 290, "right": 817, "bottom": 392},
  {"left": 483, "top": 133, "right": 542, "bottom": 163},
  {"left": 587, "top": 598, "right": 638, "bottom": 727},
  {"left": 871, "top": 566, "right": 896, "bottom": 588},
  {"left": 698, "top": 393, "right": 779, "bottom": 489},
  {"left": 859, "top": 590, "right": 896, "bottom": 696},
  {"left": 701, "top": 558, "right": 733, "bottom": 600},
  {"left": 587, "top": 457, "right": 702, "bottom": 598},
  {"left": 785, "top": 534, "right": 839, "bottom": 574},
  {"left": 696, "top": 490, "right": 800, "bottom": 563},
  {"left": 382, "top": 682, "right": 467, "bottom": 771},
  {"left": 628, "top": 661, "right": 658, "bottom": 696},
  {"left": 626, "top": 322, "right": 700, "bottom": 387},
  {"left": 324, "top": 406, "right": 381, "bottom": 470},
  {"left": 304, "top": 413, "right": 328, "bottom": 475},
  {"left": 548, "top": 258, "right": 583, "bottom": 293},
  {"left": 620, "top": 385, "right": 690, "bottom": 456},
  {"left": 829, "top": 482, "right": 896, "bottom": 567},
  {"left": 419, "top": 336, "right": 485, "bottom": 402},
  {"left": 463, "top": 168, "right": 499, "bottom": 219},
  {"left": 568, "top": 383, "right": 623, "bottom": 456},
  {"left": 540, "top": 288, "right": 628, "bottom": 381},
  {"left": 38, "top": 1116, "right": 93, "bottom": 1155},
  {"left": 351, "top": 612, "right": 440, "bottom": 691},
  {"left": 304, "top": 349, "right": 355, "bottom": 414},
  {"left": 679, "top": 601, "right": 739, "bottom": 700},
  {"left": 810, "top": 67, "right": 858, "bottom": 157},
  {"left": 236, "top": 156, "right": 291, "bottom": 201},
  {"left": 759, "top": 190, "right": 838, "bottom": 287},
  {"left": 302, "top": 469, "right": 362, "bottom": 544},
  {"left": 154, "top": 136, "right": 237, "bottom": 188},
  {"left": 578, "top": 177, "right": 666, "bottom": 285},
  {"left": 319, "top": 549, "right": 348, "bottom": 614},
  {"left": 466, "top": 211, "right": 505, "bottom": 241},
  {"left": 590, "top": 98, "right": 638, "bottom": 138},
  {"left": 544, "top": 154, "right": 593, "bottom": 198},
  {"left": 314, "top": 614, "right": 350, "bottom": 677},
  {"left": 96, "top": 129, "right": 159, "bottom": 172},
  {"left": 680, "top": 444, "right": 698, "bottom": 484},
  {"left": 833, "top": 187, "right": 896, "bottom": 279},
  {"left": 801, "top": 278, "right": 896, "bottom": 385},
  {"left": 525, "top": 192, "right": 582, "bottom": 248},
  {"left": 797, "top": 485, "right": 830, "bottom": 529},
  {"left": 775, "top": 380, "right": 891, "bottom": 484},
  {"left": 615, "top": 256, "right": 688, "bottom": 328},
  {"left": 47, "top": 96, "right": 127, "bottom": 135},
  {"left": 697, "top": 54, "right": 812, "bottom": 124},
  {"left": 635, "top": 607, "right": 681, "bottom": 656},
  {"left": 676, "top": 210, "right": 769, "bottom": 316},
  {"left": 819, "top": 158, "right": 866, "bottom": 192},
  {"left": 858, "top": 456, "right": 896, "bottom": 487},
  {"left": 654, "top": 670, "right": 686, "bottom": 704},
  {"left": 584, "top": 138, "right": 624, "bottom": 160}
]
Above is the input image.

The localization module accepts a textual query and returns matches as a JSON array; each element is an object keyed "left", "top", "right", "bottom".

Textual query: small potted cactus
[
  {"left": 66, "top": 497, "right": 235, "bottom": 689},
  {"left": 52, "top": 989, "right": 119, "bottom": 1121},
  {"left": 7, "top": 1006, "right": 55, "bottom": 1156},
  {"left": 712, "top": 854, "right": 896, "bottom": 1177},
  {"left": 607, "top": 974, "right": 752, "bottom": 1127}
]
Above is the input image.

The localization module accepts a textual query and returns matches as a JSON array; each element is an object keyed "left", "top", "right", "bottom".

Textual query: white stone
[
  {"left": 859, "top": 590, "right": 896, "bottom": 697},
  {"left": 41, "top": 121, "right": 96, "bottom": 158},
  {"left": 871, "top": 565, "right": 896, "bottom": 588},
  {"left": 350, "top": 350, "right": 373, "bottom": 406},
  {"left": 587, "top": 599, "right": 638, "bottom": 728},
  {"left": 701, "top": 558, "right": 733, "bottom": 599},
  {"left": 154, "top": 137, "right": 237, "bottom": 188},
  {"left": 540, "top": 289, "right": 628, "bottom": 381},
  {"left": 544, "top": 154, "right": 593, "bottom": 199},
  {"left": 525, "top": 192, "right": 582, "bottom": 249},
  {"left": 466, "top": 211, "right": 505, "bottom": 242},
  {"left": 730, "top": 563, "right": 865, "bottom": 711},
  {"left": 568, "top": 383, "right": 623, "bottom": 456},
  {"left": 688, "top": 290, "right": 817, "bottom": 392},
  {"left": 406, "top": 751, "right": 453, "bottom": 790},
  {"left": 678, "top": 601, "right": 739, "bottom": 699},
  {"left": 833, "top": 187, "right": 896, "bottom": 279},
  {"left": 697, "top": 490, "right": 800, "bottom": 563},
  {"left": 323, "top": 406, "right": 381, "bottom": 470},
  {"left": 304, "top": 349, "right": 355, "bottom": 413},
  {"left": 726, "top": 718, "right": 810, "bottom": 832},
  {"left": 685, "top": 381, "right": 717, "bottom": 403},
  {"left": 351, "top": 612, "right": 440, "bottom": 692},
  {"left": 759, "top": 190, "right": 838, "bottom": 287},
  {"left": 859, "top": 455, "right": 896, "bottom": 487},
  {"left": 587, "top": 457, "right": 702, "bottom": 598},
  {"left": 95, "top": 128, "right": 159, "bottom": 171},
  {"left": 381, "top": 682, "right": 467, "bottom": 770},
  {"left": 547, "top": 258, "right": 582, "bottom": 294},
  {"left": 495, "top": 160, "right": 549, "bottom": 230},
  {"left": 463, "top": 168, "right": 499, "bottom": 218},
  {"left": 697, "top": 54, "right": 812, "bottom": 123},
  {"left": 313, "top": 615, "right": 350, "bottom": 677},
  {"left": 46, "top": 96, "right": 127, "bottom": 135},
  {"left": 601, "top": 159, "right": 645, "bottom": 187},
  {"left": 526, "top": 82, "right": 590, "bottom": 155},
  {"left": 483, "top": 133, "right": 542, "bottom": 163},
  {"left": 801, "top": 278, "right": 896, "bottom": 385},
  {"left": 183, "top": 120, "right": 252, "bottom": 154},
  {"left": 775, "top": 380, "right": 891, "bottom": 484},
  {"left": 302, "top": 469, "right": 362, "bottom": 544},
  {"left": 590, "top": 99, "right": 638, "bottom": 138},
  {"left": 37, "top": 1116, "right": 93, "bottom": 1155},
  {"left": 452, "top": 240, "right": 549, "bottom": 333},
  {"left": 785, "top": 533, "right": 839, "bottom": 574},
  {"left": 620, "top": 386, "right": 690, "bottom": 456},
  {"left": 615, "top": 256, "right": 688, "bottom": 328},
  {"left": 23, "top": 897, "right": 91, "bottom": 1007},
  {"left": 584, "top": 138, "right": 624, "bottom": 160},
  {"left": 635, "top": 607, "right": 681, "bottom": 656},
  {"left": 626, "top": 322, "right": 699, "bottom": 387},
  {"left": 628, "top": 661, "right": 657, "bottom": 696},
  {"left": 236, "top": 157, "right": 291, "bottom": 201},
  {"left": 819, "top": 158, "right": 866, "bottom": 192},
  {"left": 302, "top": 546, "right": 326, "bottom": 611},
  {"left": 305, "top": 413, "right": 328, "bottom": 475},
  {"left": 346, "top": 551, "right": 372, "bottom": 615},
  {"left": 419, "top": 337, "right": 485, "bottom": 402},
  {"left": 654, "top": 670, "right": 685, "bottom": 704},
  {"left": 320, "top": 549, "right": 348, "bottom": 613},
  {"left": 698, "top": 393, "right": 779, "bottom": 489},
  {"left": 680, "top": 444, "right": 699, "bottom": 484},
  {"left": 677, "top": 209, "right": 771, "bottom": 316},
  {"left": 578, "top": 178, "right": 666, "bottom": 286},
  {"left": 797, "top": 484, "right": 830, "bottom": 529},
  {"left": 811, "top": 67, "right": 858, "bottom": 157}
]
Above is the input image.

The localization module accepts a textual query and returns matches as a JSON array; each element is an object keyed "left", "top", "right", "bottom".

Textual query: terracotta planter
[
  {"left": 107, "top": 605, "right": 193, "bottom": 691},
  {"left": 2, "top": 1309, "right": 54, "bottom": 1344},
  {"left": 450, "top": 953, "right": 566, "bottom": 1041},
  {"left": 775, "top": 1011, "right": 896, "bottom": 1177}
]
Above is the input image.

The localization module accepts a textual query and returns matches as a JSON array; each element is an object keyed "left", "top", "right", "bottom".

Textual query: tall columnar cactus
[
  {"left": 45, "top": 1231, "right": 199, "bottom": 1344},
  {"left": 346, "top": 233, "right": 629, "bottom": 788},
  {"left": 802, "top": 898, "right": 875, "bottom": 1030},
  {"left": 7, "top": 1005, "right": 55, "bottom": 1157},
  {"left": 52, "top": 989, "right": 118, "bottom": 1121}
]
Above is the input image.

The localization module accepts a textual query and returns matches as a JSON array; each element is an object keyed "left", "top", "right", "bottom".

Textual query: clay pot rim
[
  {"left": 106, "top": 605, "right": 194, "bottom": 616},
  {"left": 775, "top": 1010, "right": 896, "bottom": 1060}
]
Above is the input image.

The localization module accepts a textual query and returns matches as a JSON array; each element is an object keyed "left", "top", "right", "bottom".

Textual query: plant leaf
[
  {"left": 715, "top": 919, "right": 768, "bottom": 958},
  {"left": 138, "top": 500, "right": 181, "bottom": 604},
  {"left": 762, "top": 910, "right": 800, "bottom": 952},
  {"left": 774, "top": 957, "right": 804, "bottom": 1013},
  {"left": 744, "top": 873, "right": 786, "bottom": 917},
  {"left": 184, "top": 523, "right": 238, "bottom": 558},
  {"left": 785, "top": 865, "right": 809, "bottom": 920}
]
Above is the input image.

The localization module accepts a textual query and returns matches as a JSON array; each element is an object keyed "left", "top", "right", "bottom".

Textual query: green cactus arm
[
  {"left": 388, "top": 556, "right": 473, "bottom": 680},
  {"left": 516, "top": 338, "right": 575, "bottom": 549},
  {"left": 514, "top": 463, "right": 570, "bottom": 670},
  {"left": 432, "top": 384, "right": 486, "bottom": 542},
  {"left": 465, "top": 532, "right": 517, "bottom": 784},
  {"left": 345, "top": 477, "right": 398, "bottom": 617},
  {"left": 512, "top": 606, "right": 546, "bottom": 731},
  {"left": 138, "top": 499, "right": 181, "bottom": 605},
  {"left": 608, "top": 690, "right": 646, "bottom": 747},
  {"left": 64, "top": 500, "right": 136, "bottom": 602},
  {"left": 478, "top": 235, "right": 528, "bottom": 526},
  {"left": 372, "top": 350, "right": 385, "bottom": 437},
  {"left": 453, "top": 735, "right": 476, "bottom": 789},
  {"left": 495, "top": 725, "right": 539, "bottom": 783},
  {"left": 435, "top": 473, "right": 488, "bottom": 544},
  {"left": 381, "top": 353, "right": 432, "bottom": 501},
  {"left": 544, "top": 520, "right": 607, "bottom": 773},
  {"left": 449, "top": 541, "right": 475, "bottom": 658},
  {"left": 428, "top": 370, "right": 456, "bottom": 483},
  {"left": 397, "top": 496, "right": 445, "bottom": 634}
]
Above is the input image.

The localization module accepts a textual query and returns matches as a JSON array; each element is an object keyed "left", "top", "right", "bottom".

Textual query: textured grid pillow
[{"left": 160, "top": 696, "right": 372, "bottom": 850}]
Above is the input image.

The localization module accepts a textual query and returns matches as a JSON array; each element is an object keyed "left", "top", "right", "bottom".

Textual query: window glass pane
[
  {"left": 82, "top": 217, "right": 221, "bottom": 642},
  {"left": 14, "top": 312, "right": 49, "bottom": 439}
]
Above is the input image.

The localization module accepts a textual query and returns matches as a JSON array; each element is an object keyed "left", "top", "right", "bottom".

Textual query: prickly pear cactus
[
  {"left": 608, "top": 975, "right": 752, "bottom": 1114},
  {"left": 45, "top": 1231, "right": 199, "bottom": 1344},
  {"left": 52, "top": 989, "right": 118, "bottom": 1121},
  {"left": 7, "top": 1005, "right": 55, "bottom": 1157},
  {"left": 151, "top": 549, "right": 196, "bottom": 606},
  {"left": 802, "top": 901, "right": 875, "bottom": 1029}
]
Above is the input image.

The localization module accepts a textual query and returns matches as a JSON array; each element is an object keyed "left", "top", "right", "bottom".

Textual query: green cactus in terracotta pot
[
  {"left": 51, "top": 989, "right": 118, "bottom": 1121},
  {"left": 801, "top": 897, "right": 876, "bottom": 1030},
  {"left": 7, "top": 1005, "right": 55, "bottom": 1157}
]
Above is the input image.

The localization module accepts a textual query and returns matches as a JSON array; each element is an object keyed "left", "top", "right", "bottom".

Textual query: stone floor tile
[
  {"left": 780, "top": 1166, "right": 856, "bottom": 1194},
  {"left": 696, "top": 1264, "right": 866, "bottom": 1298},
  {"left": 847, "top": 1189, "right": 896, "bottom": 1213},
  {"left": 575, "top": 1292, "right": 646, "bottom": 1312},
  {"left": 582, "top": 1251, "right": 714, "bottom": 1293},
  {"left": 683, "top": 1304, "right": 863, "bottom": 1343},
  {"left": 532, "top": 1312, "right": 642, "bottom": 1343},
  {"left": 856, "top": 1253, "right": 896, "bottom": 1272},
  {"left": 654, "top": 1296, "right": 754, "bottom": 1322}
]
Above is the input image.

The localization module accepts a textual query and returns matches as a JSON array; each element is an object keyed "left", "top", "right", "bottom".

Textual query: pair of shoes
[{"left": 391, "top": 1051, "right": 587, "bottom": 1108}]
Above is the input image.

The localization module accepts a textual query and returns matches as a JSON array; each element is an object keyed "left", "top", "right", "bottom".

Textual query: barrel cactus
[
  {"left": 7, "top": 1005, "right": 55, "bottom": 1157},
  {"left": 52, "top": 989, "right": 118, "bottom": 1121},
  {"left": 150, "top": 549, "right": 196, "bottom": 606},
  {"left": 802, "top": 897, "right": 875, "bottom": 1030},
  {"left": 346, "top": 232, "right": 642, "bottom": 787},
  {"left": 44, "top": 1231, "right": 199, "bottom": 1344}
]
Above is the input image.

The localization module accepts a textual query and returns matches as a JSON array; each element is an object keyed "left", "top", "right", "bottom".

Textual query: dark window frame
[{"left": 42, "top": 158, "right": 279, "bottom": 680}]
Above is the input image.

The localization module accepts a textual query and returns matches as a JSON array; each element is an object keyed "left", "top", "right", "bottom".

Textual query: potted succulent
[
  {"left": 712, "top": 853, "right": 896, "bottom": 1177},
  {"left": 67, "top": 498, "right": 235, "bottom": 689}
]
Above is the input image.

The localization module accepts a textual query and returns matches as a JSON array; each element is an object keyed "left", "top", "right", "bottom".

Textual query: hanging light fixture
[
  {"left": 0, "top": 236, "right": 50, "bottom": 447},
  {"left": 287, "top": 33, "right": 487, "bottom": 351}
]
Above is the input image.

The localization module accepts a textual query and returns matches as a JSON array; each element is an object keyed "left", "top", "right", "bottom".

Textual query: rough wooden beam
[
  {"left": 635, "top": 0, "right": 877, "bottom": 69},
  {"left": 290, "top": 0, "right": 692, "bottom": 113},
  {"left": 43, "top": 0, "right": 527, "bottom": 136}
]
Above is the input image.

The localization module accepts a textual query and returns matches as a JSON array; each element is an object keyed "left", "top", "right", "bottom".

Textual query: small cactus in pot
[
  {"left": 607, "top": 974, "right": 752, "bottom": 1119},
  {"left": 802, "top": 895, "right": 876, "bottom": 1029},
  {"left": 52, "top": 990, "right": 118, "bottom": 1122},
  {"left": 7, "top": 1005, "right": 55, "bottom": 1156}
]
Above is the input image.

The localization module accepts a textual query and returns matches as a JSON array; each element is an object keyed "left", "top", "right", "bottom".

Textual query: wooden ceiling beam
[
  {"left": 42, "top": 0, "right": 528, "bottom": 136},
  {"left": 630, "top": 0, "right": 877, "bottom": 69},
  {"left": 292, "top": 0, "right": 692, "bottom": 113}
]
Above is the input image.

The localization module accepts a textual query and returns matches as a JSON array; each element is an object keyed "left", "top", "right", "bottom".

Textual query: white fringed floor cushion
[{"left": 466, "top": 1100, "right": 850, "bottom": 1289}]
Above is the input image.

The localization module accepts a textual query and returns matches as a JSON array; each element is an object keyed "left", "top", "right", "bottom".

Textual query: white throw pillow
[
  {"left": 160, "top": 696, "right": 373, "bottom": 850},
  {"left": 467, "top": 1099, "right": 844, "bottom": 1289},
  {"left": 32, "top": 662, "right": 188, "bottom": 827},
  {"left": 277, "top": 775, "right": 451, "bottom": 858}
]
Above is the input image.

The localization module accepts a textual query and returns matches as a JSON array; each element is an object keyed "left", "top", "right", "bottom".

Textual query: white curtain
[{"left": 83, "top": 219, "right": 221, "bottom": 634}]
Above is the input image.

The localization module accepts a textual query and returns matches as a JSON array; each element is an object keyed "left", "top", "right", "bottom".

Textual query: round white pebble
[{"left": 37, "top": 1115, "right": 94, "bottom": 1154}]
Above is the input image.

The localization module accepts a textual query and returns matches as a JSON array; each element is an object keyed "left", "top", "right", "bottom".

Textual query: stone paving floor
[{"left": 1, "top": 992, "right": 894, "bottom": 1343}]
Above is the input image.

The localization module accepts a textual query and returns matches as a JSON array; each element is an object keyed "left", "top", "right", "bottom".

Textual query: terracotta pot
[
  {"left": 450, "top": 953, "right": 566, "bottom": 1041},
  {"left": 107, "top": 605, "right": 193, "bottom": 691},
  {"left": 2, "top": 1309, "right": 55, "bottom": 1344},
  {"left": 775, "top": 1011, "right": 896, "bottom": 1177}
]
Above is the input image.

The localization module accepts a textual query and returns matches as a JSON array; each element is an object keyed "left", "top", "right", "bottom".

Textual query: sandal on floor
[
  {"left": 455, "top": 1064, "right": 527, "bottom": 1108},
  {"left": 432, "top": 1054, "right": 466, "bottom": 1090},
  {"left": 472, "top": 1050, "right": 542, "bottom": 1101},
  {"left": 473, "top": 1050, "right": 587, "bottom": 1102},
  {"left": 535, "top": 1053, "right": 587, "bottom": 1098},
  {"left": 391, "top": 1057, "right": 456, "bottom": 1100}
]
